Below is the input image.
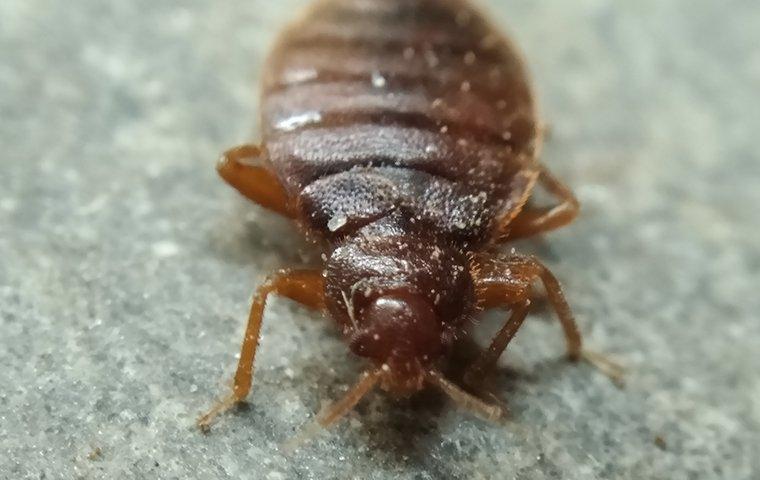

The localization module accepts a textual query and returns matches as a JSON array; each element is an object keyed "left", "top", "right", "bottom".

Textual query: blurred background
[{"left": 1, "top": 1, "right": 758, "bottom": 479}]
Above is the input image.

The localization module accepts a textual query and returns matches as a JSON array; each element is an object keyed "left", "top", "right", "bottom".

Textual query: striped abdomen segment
[{"left": 261, "top": 0, "right": 540, "bottom": 243}]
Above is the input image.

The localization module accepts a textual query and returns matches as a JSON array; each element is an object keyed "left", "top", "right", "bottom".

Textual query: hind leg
[
  {"left": 498, "top": 165, "right": 580, "bottom": 241},
  {"left": 216, "top": 144, "right": 294, "bottom": 218}
]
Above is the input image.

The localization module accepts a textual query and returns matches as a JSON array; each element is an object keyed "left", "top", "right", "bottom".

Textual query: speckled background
[{"left": 1, "top": 1, "right": 758, "bottom": 479}]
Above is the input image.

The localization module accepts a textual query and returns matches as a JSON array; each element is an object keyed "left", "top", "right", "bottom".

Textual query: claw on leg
[
  {"left": 581, "top": 349, "right": 626, "bottom": 387},
  {"left": 281, "top": 369, "right": 381, "bottom": 453},
  {"left": 426, "top": 370, "right": 503, "bottom": 422},
  {"left": 197, "top": 270, "right": 325, "bottom": 432},
  {"left": 197, "top": 393, "right": 241, "bottom": 433},
  {"left": 468, "top": 252, "right": 623, "bottom": 389}
]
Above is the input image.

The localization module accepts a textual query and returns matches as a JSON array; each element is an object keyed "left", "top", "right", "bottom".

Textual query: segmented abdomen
[{"left": 261, "top": 0, "right": 540, "bottom": 245}]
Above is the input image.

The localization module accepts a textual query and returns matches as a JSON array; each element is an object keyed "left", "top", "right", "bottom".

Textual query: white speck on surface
[
  {"left": 0, "top": 198, "right": 17, "bottom": 211},
  {"left": 424, "top": 49, "right": 440, "bottom": 67},
  {"left": 151, "top": 240, "right": 180, "bottom": 258},
  {"left": 480, "top": 34, "right": 498, "bottom": 49},
  {"left": 282, "top": 68, "right": 318, "bottom": 84},
  {"left": 327, "top": 214, "right": 347, "bottom": 232},
  {"left": 371, "top": 71, "right": 386, "bottom": 88},
  {"left": 274, "top": 111, "right": 322, "bottom": 132}
]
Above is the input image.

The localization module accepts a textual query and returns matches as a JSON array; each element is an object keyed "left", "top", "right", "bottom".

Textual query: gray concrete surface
[{"left": 1, "top": 1, "right": 758, "bottom": 478}]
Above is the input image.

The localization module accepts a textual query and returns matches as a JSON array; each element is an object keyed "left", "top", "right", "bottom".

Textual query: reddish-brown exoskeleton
[{"left": 198, "top": 0, "right": 622, "bottom": 440}]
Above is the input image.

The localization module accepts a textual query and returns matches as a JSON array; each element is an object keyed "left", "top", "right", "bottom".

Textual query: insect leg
[
  {"left": 217, "top": 144, "right": 294, "bottom": 217},
  {"left": 514, "top": 256, "right": 624, "bottom": 383},
  {"left": 198, "top": 269, "right": 324, "bottom": 431},
  {"left": 282, "top": 369, "right": 381, "bottom": 452},
  {"left": 472, "top": 253, "right": 581, "bottom": 358},
  {"left": 426, "top": 370, "right": 503, "bottom": 421},
  {"left": 463, "top": 299, "right": 531, "bottom": 388},
  {"left": 501, "top": 164, "right": 580, "bottom": 241},
  {"left": 467, "top": 254, "right": 624, "bottom": 386}
]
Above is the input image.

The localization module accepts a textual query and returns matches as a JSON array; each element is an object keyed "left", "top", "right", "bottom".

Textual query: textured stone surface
[{"left": 1, "top": 1, "right": 758, "bottom": 479}]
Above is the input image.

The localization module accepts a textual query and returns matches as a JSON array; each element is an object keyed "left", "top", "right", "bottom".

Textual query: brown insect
[{"left": 198, "top": 0, "right": 621, "bottom": 438}]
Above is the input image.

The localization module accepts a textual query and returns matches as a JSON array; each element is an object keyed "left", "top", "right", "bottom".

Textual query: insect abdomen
[{"left": 261, "top": 0, "right": 539, "bottom": 244}]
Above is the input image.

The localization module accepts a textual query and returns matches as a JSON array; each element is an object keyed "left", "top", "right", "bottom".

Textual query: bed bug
[{"left": 198, "top": 0, "right": 622, "bottom": 437}]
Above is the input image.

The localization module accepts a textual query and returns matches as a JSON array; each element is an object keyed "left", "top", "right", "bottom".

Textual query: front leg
[
  {"left": 474, "top": 254, "right": 582, "bottom": 358},
  {"left": 198, "top": 269, "right": 324, "bottom": 431}
]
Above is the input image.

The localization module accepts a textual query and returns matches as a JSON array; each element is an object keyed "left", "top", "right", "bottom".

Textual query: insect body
[{"left": 199, "top": 0, "right": 619, "bottom": 435}]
